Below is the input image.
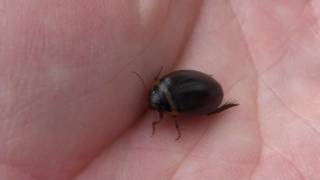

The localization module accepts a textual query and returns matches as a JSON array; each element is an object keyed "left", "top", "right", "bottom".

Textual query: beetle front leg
[
  {"left": 152, "top": 111, "right": 164, "bottom": 136},
  {"left": 208, "top": 102, "right": 239, "bottom": 115}
]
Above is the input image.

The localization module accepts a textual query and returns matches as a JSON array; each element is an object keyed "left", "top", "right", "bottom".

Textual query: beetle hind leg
[{"left": 208, "top": 102, "right": 239, "bottom": 115}]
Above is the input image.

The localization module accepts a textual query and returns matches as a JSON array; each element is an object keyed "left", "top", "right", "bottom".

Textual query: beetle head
[{"left": 149, "top": 85, "right": 171, "bottom": 112}]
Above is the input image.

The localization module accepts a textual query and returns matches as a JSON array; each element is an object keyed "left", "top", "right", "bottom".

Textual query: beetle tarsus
[
  {"left": 152, "top": 120, "right": 161, "bottom": 136},
  {"left": 208, "top": 102, "right": 239, "bottom": 115},
  {"left": 174, "top": 119, "right": 181, "bottom": 140}
]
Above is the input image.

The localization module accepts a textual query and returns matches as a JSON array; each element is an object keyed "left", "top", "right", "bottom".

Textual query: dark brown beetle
[{"left": 149, "top": 69, "right": 238, "bottom": 140}]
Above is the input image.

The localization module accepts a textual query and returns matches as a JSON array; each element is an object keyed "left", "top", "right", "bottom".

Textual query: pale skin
[{"left": 0, "top": 0, "right": 320, "bottom": 180}]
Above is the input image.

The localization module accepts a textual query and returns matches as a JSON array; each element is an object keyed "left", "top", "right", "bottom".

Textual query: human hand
[{"left": 0, "top": 1, "right": 319, "bottom": 180}]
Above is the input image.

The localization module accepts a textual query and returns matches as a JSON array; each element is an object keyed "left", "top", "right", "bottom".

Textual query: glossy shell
[{"left": 149, "top": 70, "right": 224, "bottom": 115}]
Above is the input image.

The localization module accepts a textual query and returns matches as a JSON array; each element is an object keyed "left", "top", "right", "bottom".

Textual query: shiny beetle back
[
  {"left": 148, "top": 69, "right": 238, "bottom": 140},
  {"left": 149, "top": 70, "right": 225, "bottom": 115}
]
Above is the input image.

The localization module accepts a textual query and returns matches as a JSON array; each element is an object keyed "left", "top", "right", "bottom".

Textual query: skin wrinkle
[
  {"left": 227, "top": 6, "right": 318, "bottom": 177},
  {"left": 258, "top": 43, "right": 290, "bottom": 76},
  {"left": 259, "top": 78, "right": 320, "bottom": 180},
  {"left": 168, "top": 119, "right": 212, "bottom": 180},
  {"left": 247, "top": 18, "right": 293, "bottom": 75},
  {"left": 231, "top": 1, "right": 312, "bottom": 75},
  {"left": 257, "top": 0, "right": 309, "bottom": 31},
  {"left": 228, "top": 1, "right": 262, "bottom": 179},
  {"left": 308, "top": 1, "right": 320, "bottom": 41},
  {"left": 255, "top": 85, "right": 305, "bottom": 180},
  {"left": 258, "top": 12, "right": 317, "bottom": 76},
  {"left": 248, "top": 80, "right": 261, "bottom": 180},
  {"left": 309, "top": 25, "right": 320, "bottom": 41},
  {"left": 260, "top": 143, "right": 307, "bottom": 180},
  {"left": 261, "top": 78, "right": 320, "bottom": 136}
]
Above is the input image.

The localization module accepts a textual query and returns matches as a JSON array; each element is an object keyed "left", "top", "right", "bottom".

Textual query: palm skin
[{"left": 0, "top": 0, "right": 319, "bottom": 180}]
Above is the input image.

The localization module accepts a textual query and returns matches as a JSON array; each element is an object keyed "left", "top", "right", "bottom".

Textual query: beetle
[{"left": 149, "top": 69, "right": 238, "bottom": 140}]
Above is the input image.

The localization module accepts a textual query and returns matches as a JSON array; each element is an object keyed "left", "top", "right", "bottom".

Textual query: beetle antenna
[
  {"left": 154, "top": 66, "right": 163, "bottom": 80},
  {"left": 132, "top": 71, "right": 148, "bottom": 91}
]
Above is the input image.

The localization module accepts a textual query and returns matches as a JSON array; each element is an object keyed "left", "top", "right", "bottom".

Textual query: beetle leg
[
  {"left": 174, "top": 119, "right": 181, "bottom": 140},
  {"left": 152, "top": 111, "right": 164, "bottom": 136},
  {"left": 208, "top": 102, "right": 239, "bottom": 115}
]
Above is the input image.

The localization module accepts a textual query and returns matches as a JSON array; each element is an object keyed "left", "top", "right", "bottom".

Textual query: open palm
[{"left": 1, "top": 1, "right": 319, "bottom": 180}]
